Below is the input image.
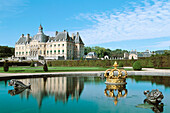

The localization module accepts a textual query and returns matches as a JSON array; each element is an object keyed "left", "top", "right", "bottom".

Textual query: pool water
[{"left": 0, "top": 76, "right": 170, "bottom": 113}]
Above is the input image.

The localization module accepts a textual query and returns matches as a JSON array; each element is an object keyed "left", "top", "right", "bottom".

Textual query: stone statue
[
  {"left": 144, "top": 89, "right": 164, "bottom": 104},
  {"left": 8, "top": 79, "right": 31, "bottom": 89},
  {"left": 8, "top": 88, "right": 30, "bottom": 96}
]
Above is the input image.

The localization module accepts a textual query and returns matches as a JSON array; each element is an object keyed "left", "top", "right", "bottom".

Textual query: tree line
[
  {"left": 0, "top": 46, "right": 15, "bottom": 58},
  {"left": 84, "top": 46, "right": 128, "bottom": 58}
]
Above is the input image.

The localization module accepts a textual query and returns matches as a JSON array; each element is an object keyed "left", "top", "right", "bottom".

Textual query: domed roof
[
  {"left": 32, "top": 25, "right": 49, "bottom": 42},
  {"left": 33, "top": 33, "right": 48, "bottom": 42}
]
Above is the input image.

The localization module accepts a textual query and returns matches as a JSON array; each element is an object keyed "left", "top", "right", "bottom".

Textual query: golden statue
[
  {"left": 104, "top": 61, "right": 127, "bottom": 84},
  {"left": 104, "top": 61, "right": 128, "bottom": 105}
]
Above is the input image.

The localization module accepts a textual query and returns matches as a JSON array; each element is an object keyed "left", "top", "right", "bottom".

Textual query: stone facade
[{"left": 15, "top": 25, "right": 84, "bottom": 60}]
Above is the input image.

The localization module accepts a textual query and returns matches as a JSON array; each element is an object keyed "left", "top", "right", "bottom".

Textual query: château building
[
  {"left": 15, "top": 25, "right": 84, "bottom": 60},
  {"left": 129, "top": 49, "right": 138, "bottom": 59}
]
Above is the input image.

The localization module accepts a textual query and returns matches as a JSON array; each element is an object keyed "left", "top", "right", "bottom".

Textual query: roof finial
[{"left": 39, "top": 24, "right": 43, "bottom": 33}]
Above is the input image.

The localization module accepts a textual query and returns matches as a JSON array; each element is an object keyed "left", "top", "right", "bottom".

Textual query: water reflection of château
[{"left": 14, "top": 77, "right": 84, "bottom": 108}]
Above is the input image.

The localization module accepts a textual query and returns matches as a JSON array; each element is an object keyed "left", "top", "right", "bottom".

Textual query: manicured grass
[{"left": 0, "top": 66, "right": 133, "bottom": 73}]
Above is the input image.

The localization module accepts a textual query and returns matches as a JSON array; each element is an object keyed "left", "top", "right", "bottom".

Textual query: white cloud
[
  {"left": 0, "top": 0, "right": 29, "bottom": 18},
  {"left": 74, "top": 0, "right": 170, "bottom": 45},
  {"left": 146, "top": 40, "right": 170, "bottom": 48},
  {"left": 44, "top": 31, "right": 55, "bottom": 37}
]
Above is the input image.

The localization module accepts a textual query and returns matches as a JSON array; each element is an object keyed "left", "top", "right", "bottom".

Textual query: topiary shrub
[
  {"left": 3, "top": 60, "right": 9, "bottom": 72},
  {"left": 72, "top": 57, "right": 74, "bottom": 60},
  {"left": 118, "top": 62, "right": 124, "bottom": 67},
  {"left": 43, "top": 62, "right": 48, "bottom": 72},
  {"left": 133, "top": 61, "right": 142, "bottom": 70},
  {"left": 30, "top": 60, "right": 35, "bottom": 67}
]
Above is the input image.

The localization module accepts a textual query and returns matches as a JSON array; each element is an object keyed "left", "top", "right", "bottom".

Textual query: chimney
[
  {"left": 22, "top": 34, "right": 24, "bottom": 37},
  {"left": 27, "top": 34, "right": 30, "bottom": 38},
  {"left": 64, "top": 30, "right": 66, "bottom": 32},
  {"left": 26, "top": 34, "right": 30, "bottom": 41},
  {"left": 72, "top": 33, "right": 75, "bottom": 40},
  {"left": 55, "top": 31, "right": 58, "bottom": 36}
]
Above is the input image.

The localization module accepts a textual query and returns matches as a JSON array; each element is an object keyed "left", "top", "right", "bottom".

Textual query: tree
[
  {"left": 0, "top": 46, "right": 15, "bottom": 58},
  {"left": 84, "top": 46, "right": 129, "bottom": 59},
  {"left": 3, "top": 60, "right": 9, "bottom": 72},
  {"left": 84, "top": 46, "right": 92, "bottom": 55}
]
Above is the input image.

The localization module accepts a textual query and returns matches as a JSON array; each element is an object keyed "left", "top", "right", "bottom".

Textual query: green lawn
[{"left": 0, "top": 66, "right": 133, "bottom": 73}]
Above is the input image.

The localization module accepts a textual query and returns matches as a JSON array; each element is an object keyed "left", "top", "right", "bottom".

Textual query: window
[
  {"left": 62, "top": 50, "right": 64, "bottom": 53},
  {"left": 54, "top": 44, "right": 56, "bottom": 47},
  {"left": 16, "top": 52, "right": 18, "bottom": 55},
  {"left": 50, "top": 50, "right": 52, "bottom": 54},
  {"left": 40, "top": 45, "right": 42, "bottom": 47},
  {"left": 26, "top": 51, "right": 28, "bottom": 55},
  {"left": 54, "top": 50, "right": 56, "bottom": 54},
  {"left": 19, "top": 52, "right": 21, "bottom": 55},
  {"left": 58, "top": 44, "right": 60, "bottom": 47},
  {"left": 47, "top": 51, "right": 49, "bottom": 54},
  {"left": 62, "top": 44, "right": 64, "bottom": 47},
  {"left": 50, "top": 45, "right": 52, "bottom": 47},
  {"left": 22, "top": 52, "right": 24, "bottom": 55},
  {"left": 40, "top": 50, "right": 42, "bottom": 54},
  {"left": 58, "top": 50, "right": 60, "bottom": 53}
]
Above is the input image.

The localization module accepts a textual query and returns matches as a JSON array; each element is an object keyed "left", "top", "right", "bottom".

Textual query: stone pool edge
[{"left": 0, "top": 70, "right": 170, "bottom": 79}]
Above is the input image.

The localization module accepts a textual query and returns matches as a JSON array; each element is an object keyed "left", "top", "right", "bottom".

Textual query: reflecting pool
[{"left": 0, "top": 76, "right": 170, "bottom": 113}]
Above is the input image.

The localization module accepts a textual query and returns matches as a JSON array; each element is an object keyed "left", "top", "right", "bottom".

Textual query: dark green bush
[
  {"left": 43, "top": 62, "right": 48, "bottom": 72},
  {"left": 118, "top": 62, "right": 124, "bottom": 67},
  {"left": 3, "top": 60, "right": 9, "bottom": 72},
  {"left": 133, "top": 61, "right": 142, "bottom": 70},
  {"left": 72, "top": 57, "right": 74, "bottom": 60}
]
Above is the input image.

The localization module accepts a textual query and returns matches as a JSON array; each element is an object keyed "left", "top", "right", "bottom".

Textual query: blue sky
[{"left": 0, "top": 0, "right": 170, "bottom": 51}]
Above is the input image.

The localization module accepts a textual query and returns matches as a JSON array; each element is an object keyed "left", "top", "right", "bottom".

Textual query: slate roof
[
  {"left": 55, "top": 32, "right": 71, "bottom": 41},
  {"left": 16, "top": 26, "right": 84, "bottom": 45},
  {"left": 16, "top": 36, "right": 27, "bottom": 44},
  {"left": 75, "top": 35, "right": 84, "bottom": 45}
]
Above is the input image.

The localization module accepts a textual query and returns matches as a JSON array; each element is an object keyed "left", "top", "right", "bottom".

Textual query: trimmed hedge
[
  {"left": 0, "top": 55, "right": 169, "bottom": 68},
  {"left": 47, "top": 60, "right": 137, "bottom": 67},
  {"left": 118, "top": 62, "right": 124, "bottom": 67},
  {"left": 0, "top": 61, "right": 31, "bottom": 66},
  {"left": 47, "top": 55, "right": 170, "bottom": 68}
]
